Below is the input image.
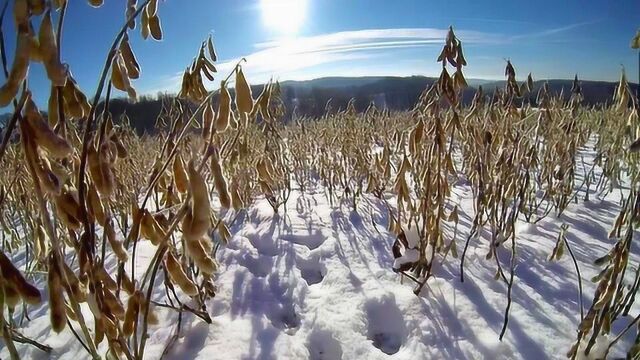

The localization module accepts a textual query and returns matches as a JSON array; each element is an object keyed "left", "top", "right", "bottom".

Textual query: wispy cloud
[
  {"left": 215, "top": 28, "right": 503, "bottom": 81},
  {"left": 510, "top": 20, "right": 599, "bottom": 40},
  {"left": 144, "top": 24, "right": 596, "bottom": 95}
]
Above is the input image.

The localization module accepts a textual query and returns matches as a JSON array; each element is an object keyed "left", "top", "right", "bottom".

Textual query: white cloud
[
  {"left": 143, "top": 24, "right": 587, "bottom": 95},
  {"left": 214, "top": 28, "right": 503, "bottom": 83}
]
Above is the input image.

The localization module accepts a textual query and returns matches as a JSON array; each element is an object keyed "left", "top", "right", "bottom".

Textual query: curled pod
[
  {"left": 165, "top": 251, "right": 198, "bottom": 296},
  {"left": 0, "top": 251, "right": 41, "bottom": 305},
  {"left": 48, "top": 252, "right": 67, "bottom": 333}
]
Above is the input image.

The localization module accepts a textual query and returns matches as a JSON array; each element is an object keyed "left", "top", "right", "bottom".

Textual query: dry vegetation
[{"left": 0, "top": 1, "right": 639, "bottom": 359}]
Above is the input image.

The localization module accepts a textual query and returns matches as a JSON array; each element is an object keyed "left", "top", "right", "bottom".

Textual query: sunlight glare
[{"left": 260, "top": 0, "right": 307, "bottom": 34}]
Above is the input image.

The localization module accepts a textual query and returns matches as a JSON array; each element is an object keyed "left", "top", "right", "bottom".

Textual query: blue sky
[{"left": 2, "top": 0, "right": 639, "bottom": 107}]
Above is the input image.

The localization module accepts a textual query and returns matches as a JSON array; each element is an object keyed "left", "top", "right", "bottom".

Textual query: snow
[{"left": 2, "top": 159, "right": 640, "bottom": 359}]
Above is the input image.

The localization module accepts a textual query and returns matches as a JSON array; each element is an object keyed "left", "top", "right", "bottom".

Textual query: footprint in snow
[
  {"left": 296, "top": 254, "right": 327, "bottom": 286},
  {"left": 307, "top": 328, "right": 343, "bottom": 360},
  {"left": 364, "top": 295, "right": 407, "bottom": 355}
]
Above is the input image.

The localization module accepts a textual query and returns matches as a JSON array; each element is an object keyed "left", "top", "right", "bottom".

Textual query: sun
[{"left": 260, "top": 0, "right": 307, "bottom": 35}]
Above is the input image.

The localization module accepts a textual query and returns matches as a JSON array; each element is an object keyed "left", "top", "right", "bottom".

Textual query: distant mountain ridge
[{"left": 1, "top": 76, "right": 637, "bottom": 134}]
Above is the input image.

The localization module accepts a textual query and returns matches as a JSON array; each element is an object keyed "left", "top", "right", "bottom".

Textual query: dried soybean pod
[
  {"left": 48, "top": 252, "right": 67, "bottom": 332},
  {"left": 96, "top": 265, "right": 118, "bottom": 291},
  {"left": 173, "top": 154, "right": 189, "bottom": 193},
  {"left": 185, "top": 236, "right": 216, "bottom": 275},
  {"left": 111, "top": 52, "right": 128, "bottom": 92},
  {"left": 183, "top": 160, "right": 211, "bottom": 241},
  {"left": 0, "top": 31, "right": 30, "bottom": 106},
  {"left": 24, "top": 98, "right": 72, "bottom": 158},
  {"left": 88, "top": 144, "right": 104, "bottom": 191},
  {"left": 105, "top": 221, "right": 129, "bottom": 262},
  {"left": 103, "top": 287, "right": 125, "bottom": 319},
  {"left": 14, "top": 0, "right": 29, "bottom": 25},
  {"left": 235, "top": 67, "right": 253, "bottom": 115},
  {"left": 54, "top": 188, "right": 82, "bottom": 229},
  {"left": 2, "top": 281, "right": 21, "bottom": 310},
  {"left": 62, "top": 261, "right": 86, "bottom": 302},
  {"left": 141, "top": 210, "right": 165, "bottom": 245},
  {"left": 47, "top": 85, "right": 59, "bottom": 127},
  {"left": 98, "top": 141, "right": 116, "bottom": 197},
  {"left": 215, "top": 81, "right": 231, "bottom": 132},
  {"left": 149, "top": 14, "right": 162, "bottom": 41},
  {"left": 0, "top": 251, "right": 41, "bottom": 305},
  {"left": 121, "top": 271, "right": 136, "bottom": 295},
  {"left": 201, "top": 100, "right": 214, "bottom": 141},
  {"left": 123, "top": 291, "right": 141, "bottom": 336},
  {"left": 38, "top": 10, "right": 66, "bottom": 86},
  {"left": 210, "top": 150, "right": 231, "bottom": 209},
  {"left": 88, "top": 184, "right": 106, "bottom": 226},
  {"left": 94, "top": 316, "right": 105, "bottom": 344},
  {"left": 207, "top": 35, "right": 217, "bottom": 61},
  {"left": 140, "top": 210, "right": 155, "bottom": 240},
  {"left": 120, "top": 34, "right": 140, "bottom": 79},
  {"left": 126, "top": 0, "right": 136, "bottom": 29},
  {"left": 165, "top": 251, "right": 198, "bottom": 296}
]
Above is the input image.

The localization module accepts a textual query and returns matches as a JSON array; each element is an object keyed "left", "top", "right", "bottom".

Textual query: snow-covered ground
[{"left": 2, "top": 157, "right": 640, "bottom": 359}]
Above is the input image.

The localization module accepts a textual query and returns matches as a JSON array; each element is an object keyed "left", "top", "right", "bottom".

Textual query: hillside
[{"left": 105, "top": 76, "right": 637, "bottom": 134}]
